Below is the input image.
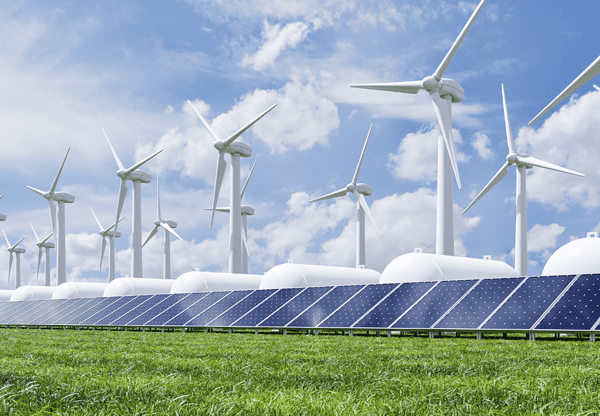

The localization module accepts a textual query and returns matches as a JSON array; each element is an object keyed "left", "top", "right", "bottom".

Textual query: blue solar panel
[
  {"left": 186, "top": 291, "right": 252, "bottom": 326},
  {"left": 482, "top": 275, "right": 575, "bottom": 330},
  {"left": 24, "top": 299, "right": 69, "bottom": 326},
  {"left": 354, "top": 282, "right": 437, "bottom": 329},
  {"left": 319, "top": 284, "right": 398, "bottom": 328},
  {"left": 287, "top": 285, "right": 364, "bottom": 328},
  {"left": 0, "top": 302, "right": 26, "bottom": 324},
  {"left": 435, "top": 278, "right": 524, "bottom": 329},
  {"left": 163, "top": 292, "right": 229, "bottom": 326},
  {"left": 145, "top": 293, "right": 205, "bottom": 326},
  {"left": 259, "top": 286, "right": 332, "bottom": 327},
  {"left": 76, "top": 297, "right": 131, "bottom": 326},
  {"left": 0, "top": 301, "right": 14, "bottom": 316},
  {"left": 127, "top": 294, "right": 188, "bottom": 326},
  {"left": 111, "top": 294, "right": 171, "bottom": 326},
  {"left": 62, "top": 297, "right": 114, "bottom": 326},
  {"left": 209, "top": 289, "right": 276, "bottom": 327},
  {"left": 536, "top": 274, "right": 600, "bottom": 331},
  {"left": 37, "top": 298, "right": 94, "bottom": 326},
  {"left": 392, "top": 280, "right": 477, "bottom": 329},
  {"left": 15, "top": 300, "right": 57, "bottom": 325},
  {"left": 94, "top": 295, "right": 154, "bottom": 326},
  {"left": 233, "top": 288, "right": 303, "bottom": 327}
]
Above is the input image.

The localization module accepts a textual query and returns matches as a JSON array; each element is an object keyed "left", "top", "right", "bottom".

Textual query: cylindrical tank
[
  {"left": 260, "top": 263, "right": 381, "bottom": 289},
  {"left": 171, "top": 271, "right": 263, "bottom": 294},
  {"left": 542, "top": 232, "right": 600, "bottom": 276},
  {"left": 52, "top": 282, "right": 109, "bottom": 299},
  {"left": 0, "top": 290, "right": 14, "bottom": 302},
  {"left": 380, "top": 253, "right": 519, "bottom": 283},
  {"left": 103, "top": 278, "right": 174, "bottom": 297},
  {"left": 10, "top": 286, "right": 56, "bottom": 302}
]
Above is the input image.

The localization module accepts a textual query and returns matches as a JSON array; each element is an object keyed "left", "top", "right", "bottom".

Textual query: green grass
[{"left": 0, "top": 329, "right": 599, "bottom": 415}]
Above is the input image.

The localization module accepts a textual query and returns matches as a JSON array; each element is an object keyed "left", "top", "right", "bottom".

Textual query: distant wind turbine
[
  {"left": 30, "top": 222, "right": 53, "bottom": 286},
  {"left": 3, "top": 230, "right": 25, "bottom": 288},
  {"left": 90, "top": 207, "right": 124, "bottom": 282},
  {"left": 351, "top": 0, "right": 488, "bottom": 256},
  {"left": 0, "top": 194, "right": 6, "bottom": 222},
  {"left": 463, "top": 84, "right": 584, "bottom": 276}
]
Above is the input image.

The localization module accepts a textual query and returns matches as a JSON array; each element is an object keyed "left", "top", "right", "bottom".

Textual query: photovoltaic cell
[
  {"left": 127, "top": 293, "right": 189, "bottom": 326},
  {"left": 233, "top": 288, "right": 303, "bottom": 327},
  {"left": 319, "top": 284, "right": 398, "bottom": 328},
  {"left": 209, "top": 289, "right": 276, "bottom": 327},
  {"left": 536, "top": 274, "right": 600, "bottom": 331},
  {"left": 37, "top": 298, "right": 94, "bottom": 326},
  {"left": 94, "top": 295, "right": 154, "bottom": 326},
  {"left": 15, "top": 300, "right": 57, "bottom": 325},
  {"left": 62, "top": 297, "right": 115, "bottom": 326},
  {"left": 0, "top": 302, "right": 26, "bottom": 324},
  {"left": 0, "top": 301, "right": 14, "bottom": 316},
  {"left": 482, "top": 275, "right": 574, "bottom": 330},
  {"left": 287, "top": 285, "right": 364, "bottom": 328},
  {"left": 186, "top": 291, "right": 252, "bottom": 326},
  {"left": 392, "top": 280, "right": 476, "bottom": 329},
  {"left": 25, "top": 299, "right": 70, "bottom": 326},
  {"left": 163, "top": 291, "right": 229, "bottom": 326},
  {"left": 112, "top": 294, "right": 171, "bottom": 326},
  {"left": 259, "top": 286, "right": 332, "bottom": 327},
  {"left": 435, "top": 278, "right": 523, "bottom": 329},
  {"left": 354, "top": 282, "right": 436, "bottom": 329},
  {"left": 145, "top": 293, "right": 206, "bottom": 326},
  {"left": 77, "top": 296, "right": 133, "bottom": 326}
]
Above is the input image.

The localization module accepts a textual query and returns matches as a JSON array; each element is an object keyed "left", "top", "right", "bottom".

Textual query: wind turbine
[
  {"left": 0, "top": 194, "right": 6, "bottom": 222},
  {"left": 90, "top": 207, "right": 124, "bottom": 282},
  {"left": 351, "top": 0, "right": 487, "bottom": 256},
  {"left": 462, "top": 84, "right": 585, "bottom": 276},
  {"left": 309, "top": 124, "right": 382, "bottom": 268},
  {"left": 30, "top": 222, "right": 53, "bottom": 286},
  {"left": 3, "top": 230, "right": 25, "bottom": 288},
  {"left": 142, "top": 177, "right": 183, "bottom": 280},
  {"left": 529, "top": 55, "right": 600, "bottom": 126},
  {"left": 103, "top": 129, "right": 163, "bottom": 278},
  {"left": 187, "top": 99, "right": 276, "bottom": 274},
  {"left": 27, "top": 148, "right": 74, "bottom": 285},
  {"left": 206, "top": 160, "right": 257, "bottom": 274}
]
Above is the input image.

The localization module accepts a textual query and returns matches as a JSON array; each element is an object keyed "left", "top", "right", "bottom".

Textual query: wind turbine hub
[
  {"left": 507, "top": 153, "right": 518, "bottom": 164},
  {"left": 346, "top": 183, "right": 357, "bottom": 192},
  {"left": 157, "top": 219, "right": 178, "bottom": 228},
  {"left": 439, "top": 78, "right": 464, "bottom": 103},
  {"left": 422, "top": 76, "right": 440, "bottom": 93},
  {"left": 214, "top": 141, "right": 226, "bottom": 152}
]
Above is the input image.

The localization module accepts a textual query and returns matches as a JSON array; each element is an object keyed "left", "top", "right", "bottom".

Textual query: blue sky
[{"left": 0, "top": 0, "right": 599, "bottom": 287}]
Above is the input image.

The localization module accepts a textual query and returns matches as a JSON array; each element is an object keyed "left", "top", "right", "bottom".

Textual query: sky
[{"left": 0, "top": 0, "right": 599, "bottom": 288}]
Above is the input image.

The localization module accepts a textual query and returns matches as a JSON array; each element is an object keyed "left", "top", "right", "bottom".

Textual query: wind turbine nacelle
[
  {"left": 158, "top": 219, "right": 177, "bottom": 228},
  {"left": 43, "top": 242, "right": 55, "bottom": 249},
  {"left": 356, "top": 184, "right": 373, "bottom": 196},
  {"left": 241, "top": 205, "right": 255, "bottom": 216},
  {"left": 127, "top": 169, "right": 152, "bottom": 184},
  {"left": 0, "top": 213, "right": 6, "bottom": 221},
  {"left": 439, "top": 78, "right": 464, "bottom": 103},
  {"left": 14, "top": 247, "right": 26, "bottom": 254},
  {"left": 227, "top": 141, "right": 252, "bottom": 158},
  {"left": 54, "top": 192, "right": 75, "bottom": 203},
  {"left": 106, "top": 230, "right": 121, "bottom": 238}
]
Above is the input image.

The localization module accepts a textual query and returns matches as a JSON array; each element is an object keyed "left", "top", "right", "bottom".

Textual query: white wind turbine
[
  {"left": 462, "top": 84, "right": 585, "bottom": 276},
  {"left": 309, "top": 124, "right": 382, "bottom": 268},
  {"left": 142, "top": 177, "right": 183, "bottom": 280},
  {"left": 206, "top": 160, "right": 257, "bottom": 274},
  {"left": 90, "top": 207, "right": 124, "bottom": 282},
  {"left": 27, "top": 148, "right": 74, "bottom": 285},
  {"left": 351, "top": 0, "right": 487, "bottom": 256},
  {"left": 529, "top": 55, "right": 600, "bottom": 126},
  {"left": 187, "top": 99, "right": 276, "bottom": 274},
  {"left": 30, "top": 222, "right": 53, "bottom": 286},
  {"left": 3, "top": 230, "right": 25, "bottom": 288},
  {"left": 103, "top": 129, "right": 163, "bottom": 278},
  {"left": 0, "top": 194, "right": 6, "bottom": 222}
]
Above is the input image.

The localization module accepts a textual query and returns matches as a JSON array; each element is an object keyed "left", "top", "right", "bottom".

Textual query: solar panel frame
[
  {"left": 0, "top": 301, "right": 14, "bottom": 316},
  {"left": 430, "top": 279, "right": 483, "bottom": 328},
  {"left": 531, "top": 274, "right": 581, "bottom": 330},
  {"left": 0, "top": 302, "right": 26, "bottom": 324},
  {"left": 73, "top": 296, "right": 131, "bottom": 326},
  {"left": 13, "top": 300, "right": 57, "bottom": 325}
]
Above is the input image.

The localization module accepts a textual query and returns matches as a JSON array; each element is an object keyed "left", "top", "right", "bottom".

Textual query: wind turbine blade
[
  {"left": 157, "top": 176, "right": 162, "bottom": 220},
  {"left": 160, "top": 222, "right": 184, "bottom": 241},
  {"left": 529, "top": 55, "right": 600, "bottom": 126},
  {"left": 49, "top": 200, "right": 57, "bottom": 244},
  {"left": 36, "top": 246, "right": 42, "bottom": 281},
  {"left": 353, "top": 190, "right": 382, "bottom": 237},
  {"left": 8, "top": 252, "right": 12, "bottom": 283},
  {"left": 240, "top": 160, "right": 257, "bottom": 201},
  {"left": 106, "top": 216, "right": 125, "bottom": 233},
  {"left": 502, "top": 84, "right": 516, "bottom": 153},
  {"left": 142, "top": 225, "right": 160, "bottom": 248},
  {"left": 433, "top": 0, "right": 487, "bottom": 80},
  {"left": 204, "top": 207, "right": 231, "bottom": 213},
  {"left": 49, "top": 148, "right": 70, "bottom": 194},
  {"left": 0, "top": 194, "right": 3, "bottom": 200},
  {"left": 30, "top": 221, "right": 40, "bottom": 243},
  {"left": 210, "top": 153, "right": 227, "bottom": 230},
  {"left": 40, "top": 233, "right": 53, "bottom": 245},
  {"left": 103, "top": 129, "right": 125, "bottom": 171},
  {"left": 187, "top": 100, "right": 221, "bottom": 142},
  {"left": 352, "top": 124, "right": 373, "bottom": 185},
  {"left": 350, "top": 81, "right": 424, "bottom": 94},
  {"left": 516, "top": 156, "right": 585, "bottom": 177},
  {"left": 241, "top": 226, "right": 249, "bottom": 257},
  {"left": 90, "top": 207, "right": 104, "bottom": 231},
  {"left": 595, "top": 85, "right": 600, "bottom": 91},
  {"left": 223, "top": 104, "right": 277, "bottom": 146},
  {"left": 99, "top": 236, "right": 107, "bottom": 275},
  {"left": 1, "top": 229, "right": 9, "bottom": 246},
  {"left": 462, "top": 161, "right": 511, "bottom": 215},
  {"left": 114, "top": 179, "right": 128, "bottom": 235},
  {"left": 308, "top": 188, "right": 348, "bottom": 203},
  {"left": 430, "top": 91, "right": 461, "bottom": 190},
  {"left": 27, "top": 186, "right": 46, "bottom": 197},
  {"left": 124, "top": 148, "right": 163, "bottom": 178},
  {"left": 13, "top": 237, "right": 24, "bottom": 249}
]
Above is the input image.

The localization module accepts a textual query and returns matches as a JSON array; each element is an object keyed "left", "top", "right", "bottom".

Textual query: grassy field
[{"left": 0, "top": 329, "right": 599, "bottom": 415}]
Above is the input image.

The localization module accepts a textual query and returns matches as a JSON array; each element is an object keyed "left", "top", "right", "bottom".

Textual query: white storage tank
[
  {"left": 260, "top": 263, "right": 381, "bottom": 289},
  {"left": 103, "top": 278, "right": 174, "bottom": 297},
  {"left": 542, "top": 232, "right": 600, "bottom": 276},
  {"left": 52, "top": 282, "right": 109, "bottom": 299},
  {"left": 10, "top": 286, "right": 56, "bottom": 301},
  {"left": 171, "top": 271, "right": 263, "bottom": 294},
  {"left": 0, "top": 290, "right": 14, "bottom": 302},
  {"left": 380, "top": 252, "right": 519, "bottom": 283}
]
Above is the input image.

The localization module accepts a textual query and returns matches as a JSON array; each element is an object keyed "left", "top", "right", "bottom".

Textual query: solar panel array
[{"left": 1, "top": 274, "right": 600, "bottom": 335}]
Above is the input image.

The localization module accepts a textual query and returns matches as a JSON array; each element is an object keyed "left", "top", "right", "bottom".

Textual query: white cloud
[
  {"left": 471, "top": 132, "right": 494, "bottom": 160},
  {"left": 527, "top": 223, "right": 565, "bottom": 253}
]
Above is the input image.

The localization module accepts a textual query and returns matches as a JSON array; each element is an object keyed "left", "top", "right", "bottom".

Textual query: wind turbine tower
[
  {"left": 351, "top": 0, "right": 488, "bottom": 256},
  {"left": 27, "top": 148, "right": 74, "bottom": 285},
  {"left": 90, "top": 207, "right": 123, "bottom": 282},
  {"left": 188, "top": 100, "right": 276, "bottom": 274},
  {"left": 30, "top": 222, "right": 54, "bottom": 286},
  {"left": 3, "top": 230, "right": 25, "bottom": 289},
  {"left": 0, "top": 194, "right": 6, "bottom": 222}
]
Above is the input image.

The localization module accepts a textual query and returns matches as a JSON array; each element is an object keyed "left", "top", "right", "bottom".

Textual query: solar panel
[
  {"left": 319, "top": 284, "right": 397, "bottom": 328},
  {"left": 0, "top": 301, "right": 14, "bottom": 316},
  {"left": 126, "top": 293, "right": 188, "bottom": 326},
  {"left": 434, "top": 278, "right": 524, "bottom": 329},
  {"left": 535, "top": 274, "right": 600, "bottom": 331},
  {"left": 232, "top": 288, "right": 303, "bottom": 327},
  {"left": 63, "top": 297, "right": 117, "bottom": 326},
  {"left": 163, "top": 291, "right": 229, "bottom": 326},
  {"left": 145, "top": 293, "right": 205, "bottom": 326},
  {"left": 354, "top": 282, "right": 437, "bottom": 329},
  {"left": 14, "top": 300, "right": 57, "bottom": 325},
  {"left": 110, "top": 294, "right": 171, "bottom": 326},
  {"left": 186, "top": 290, "right": 252, "bottom": 327},
  {"left": 0, "top": 302, "right": 26, "bottom": 324},
  {"left": 37, "top": 298, "right": 95, "bottom": 326},
  {"left": 391, "top": 280, "right": 477, "bottom": 329},
  {"left": 482, "top": 275, "right": 575, "bottom": 330},
  {"left": 287, "top": 285, "right": 364, "bottom": 328},
  {"left": 76, "top": 296, "right": 131, "bottom": 326},
  {"left": 93, "top": 295, "right": 154, "bottom": 326},
  {"left": 209, "top": 289, "right": 276, "bottom": 327},
  {"left": 24, "top": 299, "right": 69, "bottom": 326},
  {"left": 259, "top": 286, "right": 333, "bottom": 328}
]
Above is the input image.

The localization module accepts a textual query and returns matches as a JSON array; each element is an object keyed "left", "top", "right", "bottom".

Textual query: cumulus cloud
[
  {"left": 471, "top": 132, "right": 494, "bottom": 160},
  {"left": 527, "top": 223, "right": 565, "bottom": 253}
]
